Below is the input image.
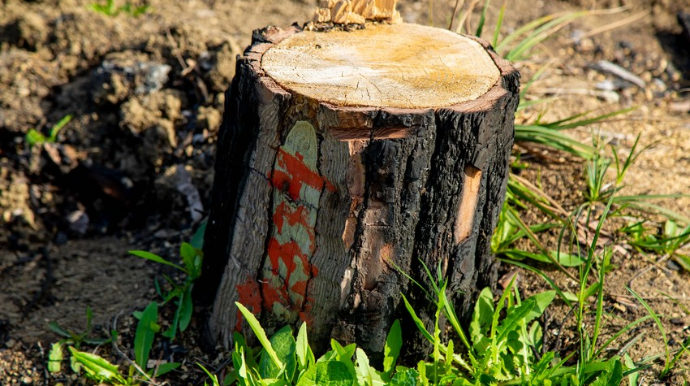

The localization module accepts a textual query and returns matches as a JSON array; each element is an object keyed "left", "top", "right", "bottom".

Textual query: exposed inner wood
[
  {"left": 454, "top": 166, "right": 482, "bottom": 244},
  {"left": 262, "top": 23, "right": 501, "bottom": 109}
]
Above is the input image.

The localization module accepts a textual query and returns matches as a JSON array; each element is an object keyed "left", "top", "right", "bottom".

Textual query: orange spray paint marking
[{"left": 235, "top": 121, "right": 331, "bottom": 329}]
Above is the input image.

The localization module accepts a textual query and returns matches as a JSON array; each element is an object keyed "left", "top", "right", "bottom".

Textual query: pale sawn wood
[{"left": 262, "top": 23, "right": 501, "bottom": 109}]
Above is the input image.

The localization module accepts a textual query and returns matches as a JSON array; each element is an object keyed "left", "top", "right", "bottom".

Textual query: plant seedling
[
  {"left": 89, "top": 0, "right": 149, "bottom": 17},
  {"left": 48, "top": 306, "right": 111, "bottom": 349},
  {"left": 25, "top": 114, "right": 71, "bottom": 148},
  {"left": 129, "top": 242, "right": 202, "bottom": 341}
]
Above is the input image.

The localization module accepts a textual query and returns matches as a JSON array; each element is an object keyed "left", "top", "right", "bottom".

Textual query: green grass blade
[
  {"left": 593, "top": 315, "right": 653, "bottom": 358},
  {"left": 544, "top": 107, "right": 636, "bottom": 130},
  {"left": 498, "top": 258, "right": 573, "bottom": 308},
  {"left": 495, "top": 13, "right": 560, "bottom": 53},
  {"left": 49, "top": 115, "right": 72, "bottom": 142},
  {"left": 626, "top": 287, "right": 670, "bottom": 371},
  {"left": 134, "top": 302, "right": 159, "bottom": 369},
  {"left": 505, "top": 12, "right": 588, "bottom": 61},
  {"left": 475, "top": 0, "right": 491, "bottom": 37},
  {"left": 235, "top": 302, "right": 284, "bottom": 371},
  {"left": 519, "top": 62, "right": 551, "bottom": 100},
  {"left": 492, "top": 2, "right": 506, "bottom": 48},
  {"left": 129, "top": 250, "right": 185, "bottom": 272}
]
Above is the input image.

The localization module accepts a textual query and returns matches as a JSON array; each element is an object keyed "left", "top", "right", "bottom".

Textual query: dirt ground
[{"left": 1, "top": 0, "right": 690, "bottom": 384}]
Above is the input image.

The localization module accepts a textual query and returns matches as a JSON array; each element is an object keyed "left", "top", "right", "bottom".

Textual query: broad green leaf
[
  {"left": 384, "top": 320, "right": 402, "bottom": 375},
  {"left": 416, "top": 361, "right": 427, "bottom": 386},
  {"left": 259, "top": 379, "right": 290, "bottom": 386},
  {"left": 129, "top": 250, "right": 185, "bottom": 272},
  {"left": 236, "top": 302, "right": 284, "bottom": 370},
  {"left": 234, "top": 347, "right": 259, "bottom": 386},
  {"left": 496, "top": 298, "right": 535, "bottom": 343},
  {"left": 296, "top": 361, "right": 356, "bottom": 386},
  {"left": 134, "top": 302, "right": 158, "bottom": 369},
  {"left": 48, "top": 342, "right": 63, "bottom": 373},
  {"left": 48, "top": 322, "right": 73, "bottom": 339},
  {"left": 624, "top": 354, "right": 638, "bottom": 386},
  {"left": 523, "top": 291, "right": 556, "bottom": 323},
  {"left": 68, "top": 347, "right": 124, "bottom": 383},
  {"left": 180, "top": 242, "right": 197, "bottom": 274},
  {"left": 356, "top": 348, "right": 373, "bottom": 386},
  {"left": 191, "top": 219, "right": 208, "bottom": 249},
  {"left": 331, "top": 340, "right": 357, "bottom": 362},
  {"left": 388, "top": 367, "right": 418, "bottom": 386},
  {"left": 296, "top": 323, "right": 314, "bottom": 370},
  {"left": 25, "top": 129, "right": 47, "bottom": 147},
  {"left": 260, "top": 326, "right": 296, "bottom": 380},
  {"left": 179, "top": 285, "right": 194, "bottom": 332},
  {"left": 538, "top": 251, "right": 584, "bottom": 267},
  {"left": 589, "top": 359, "right": 623, "bottom": 386},
  {"left": 155, "top": 362, "right": 181, "bottom": 376},
  {"left": 331, "top": 340, "right": 358, "bottom": 379},
  {"left": 469, "top": 287, "right": 493, "bottom": 351},
  {"left": 234, "top": 331, "right": 259, "bottom": 370}
]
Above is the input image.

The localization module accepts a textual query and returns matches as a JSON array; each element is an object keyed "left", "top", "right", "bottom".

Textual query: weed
[
  {"left": 130, "top": 242, "right": 202, "bottom": 341},
  {"left": 47, "top": 306, "right": 111, "bottom": 374},
  {"left": 224, "top": 302, "right": 405, "bottom": 386},
  {"left": 25, "top": 115, "right": 71, "bottom": 148},
  {"left": 628, "top": 287, "right": 690, "bottom": 379},
  {"left": 89, "top": 0, "right": 149, "bottom": 17}
]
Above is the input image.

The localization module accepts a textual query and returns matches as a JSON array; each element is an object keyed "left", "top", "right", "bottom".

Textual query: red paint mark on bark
[
  {"left": 273, "top": 201, "right": 311, "bottom": 235},
  {"left": 235, "top": 278, "right": 262, "bottom": 332},
  {"left": 272, "top": 149, "right": 336, "bottom": 198},
  {"left": 234, "top": 122, "right": 330, "bottom": 331}
]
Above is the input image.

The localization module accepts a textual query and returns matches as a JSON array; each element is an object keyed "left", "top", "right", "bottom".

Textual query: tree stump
[{"left": 198, "top": 22, "right": 519, "bottom": 358}]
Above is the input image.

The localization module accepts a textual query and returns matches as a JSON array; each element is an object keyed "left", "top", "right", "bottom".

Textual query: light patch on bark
[{"left": 454, "top": 166, "right": 482, "bottom": 244}]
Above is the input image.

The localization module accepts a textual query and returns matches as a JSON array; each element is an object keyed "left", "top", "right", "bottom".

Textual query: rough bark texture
[{"left": 198, "top": 23, "right": 519, "bottom": 359}]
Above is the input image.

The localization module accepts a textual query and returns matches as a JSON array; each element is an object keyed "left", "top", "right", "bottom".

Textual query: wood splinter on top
[{"left": 313, "top": 0, "right": 401, "bottom": 25}]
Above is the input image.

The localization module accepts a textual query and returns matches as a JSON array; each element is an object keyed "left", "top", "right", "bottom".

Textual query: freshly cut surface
[{"left": 261, "top": 23, "right": 501, "bottom": 109}]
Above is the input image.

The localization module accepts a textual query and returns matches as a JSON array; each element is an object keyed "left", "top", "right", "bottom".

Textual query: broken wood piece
[
  {"left": 314, "top": 0, "right": 401, "bottom": 25},
  {"left": 589, "top": 60, "right": 646, "bottom": 89},
  {"left": 199, "top": 22, "right": 519, "bottom": 359}
]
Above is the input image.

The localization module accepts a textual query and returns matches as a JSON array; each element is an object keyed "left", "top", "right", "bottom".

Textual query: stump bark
[{"left": 198, "top": 22, "right": 519, "bottom": 358}]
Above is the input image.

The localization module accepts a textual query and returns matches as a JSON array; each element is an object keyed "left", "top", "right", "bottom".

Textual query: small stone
[
  {"left": 5, "top": 338, "right": 16, "bottom": 348},
  {"left": 667, "top": 259, "right": 681, "bottom": 271},
  {"left": 641, "top": 71, "right": 653, "bottom": 83},
  {"left": 66, "top": 210, "right": 89, "bottom": 234},
  {"left": 579, "top": 38, "right": 595, "bottom": 52}
]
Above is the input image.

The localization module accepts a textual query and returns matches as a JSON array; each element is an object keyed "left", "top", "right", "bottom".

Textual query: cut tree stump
[{"left": 198, "top": 22, "right": 519, "bottom": 358}]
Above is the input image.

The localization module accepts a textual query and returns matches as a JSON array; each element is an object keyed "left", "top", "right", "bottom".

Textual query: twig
[
  {"left": 448, "top": 0, "right": 465, "bottom": 31},
  {"left": 37, "top": 342, "right": 50, "bottom": 386},
  {"left": 110, "top": 311, "right": 159, "bottom": 386},
  {"left": 548, "top": 305, "right": 576, "bottom": 353},
  {"left": 456, "top": 0, "right": 480, "bottom": 34},
  {"left": 573, "top": 10, "right": 650, "bottom": 41},
  {"left": 628, "top": 253, "right": 671, "bottom": 291}
]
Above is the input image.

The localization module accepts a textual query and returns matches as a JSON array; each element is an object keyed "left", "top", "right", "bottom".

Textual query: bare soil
[{"left": 1, "top": 0, "right": 690, "bottom": 385}]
